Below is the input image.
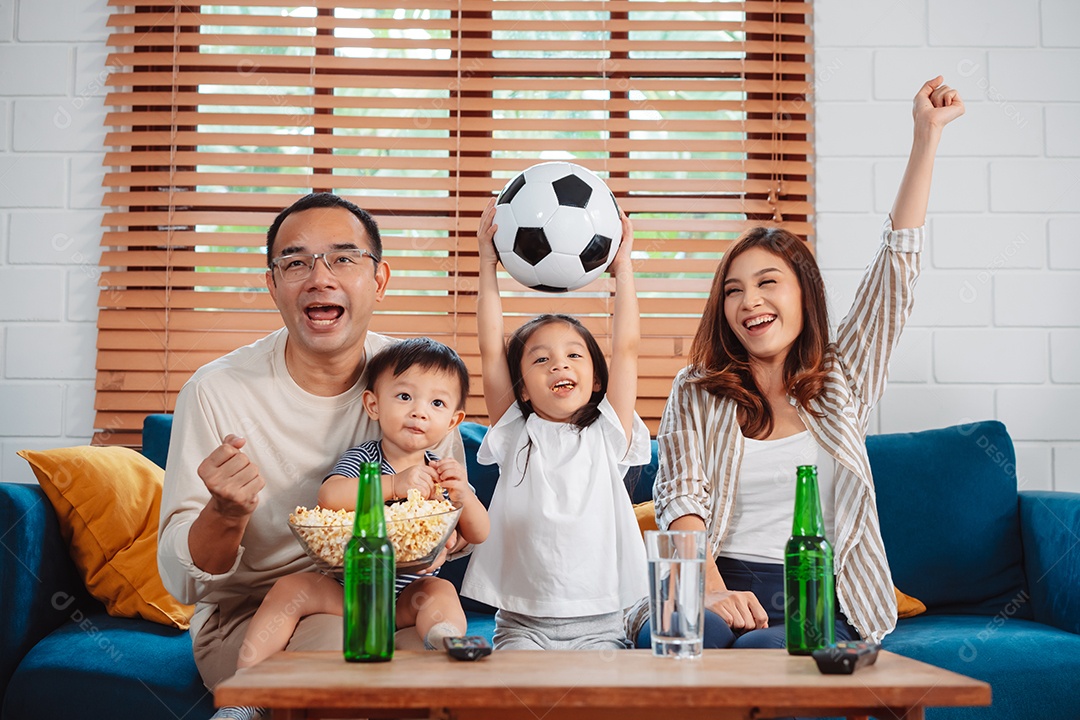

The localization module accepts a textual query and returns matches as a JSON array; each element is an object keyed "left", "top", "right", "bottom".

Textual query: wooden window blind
[{"left": 96, "top": 0, "right": 812, "bottom": 446}]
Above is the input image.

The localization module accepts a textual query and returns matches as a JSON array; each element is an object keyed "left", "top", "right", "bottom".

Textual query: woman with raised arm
[{"left": 649, "top": 77, "right": 964, "bottom": 648}]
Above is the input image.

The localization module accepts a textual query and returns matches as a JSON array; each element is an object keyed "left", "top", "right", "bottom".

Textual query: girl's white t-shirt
[
  {"left": 461, "top": 398, "right": 652, "bottom": 617},
  {"left": 718, "top": 430, "right": 836, "bottom": 565}
]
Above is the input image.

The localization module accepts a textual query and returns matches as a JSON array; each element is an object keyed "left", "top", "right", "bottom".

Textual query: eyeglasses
[{"left": 270, "top": 249, "right": 379, "bottom": 282}]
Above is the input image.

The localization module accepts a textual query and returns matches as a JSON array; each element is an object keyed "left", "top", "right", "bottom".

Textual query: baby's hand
[
  {"left": 477, "top": 198, "right": 500, "bottom": 268},
  {"left": 392, "top": 464, "right": 438, "bottom": 500},
  {"left": 430, "top": 458, "right": 472, "bottom": 504}
]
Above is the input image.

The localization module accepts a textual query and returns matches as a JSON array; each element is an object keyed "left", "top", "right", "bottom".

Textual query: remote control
[
  {"left": 811, "top": 641, "right": 880, "bottom": 674},
  {"left": 443, "top": 635, "right": 493, "bottom": 661}
]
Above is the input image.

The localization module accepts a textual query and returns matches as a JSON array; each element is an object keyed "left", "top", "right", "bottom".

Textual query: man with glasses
[{"left": 158, "top": 193, "right": 464, "bottom": 698}]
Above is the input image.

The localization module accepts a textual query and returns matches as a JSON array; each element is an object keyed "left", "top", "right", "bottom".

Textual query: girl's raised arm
[
  {"left": 606, "top": 212, "right": 639, "bottom": 441},
  {"left": 477, "top": 198, "right": 516, "bottom": 422},
  {"left": 890, "top": 76, "right": 965, "bottom": 230}
]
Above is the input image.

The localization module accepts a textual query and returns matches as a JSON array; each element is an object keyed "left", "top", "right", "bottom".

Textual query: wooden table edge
[{"left": 215, "top": 649, "right": 992, "bottom": 717}]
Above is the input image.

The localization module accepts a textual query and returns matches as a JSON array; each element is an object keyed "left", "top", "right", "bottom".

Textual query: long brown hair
[{"left": 689, "top": 226, "right": 830, "bottom": 439}]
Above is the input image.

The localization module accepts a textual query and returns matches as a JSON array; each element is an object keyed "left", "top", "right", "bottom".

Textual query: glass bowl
[
  {"left": 386, "top": 503, "right": 463, "bottom": 572},
  {"left": 288, "top": 503, "right": 463, "bottom": 580}
]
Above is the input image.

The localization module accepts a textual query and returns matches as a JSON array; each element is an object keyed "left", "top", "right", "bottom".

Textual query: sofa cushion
[
  {"left": 461, "top": 421, "right": 499, "bottom": 507},
  {"left": 884, "top": 614, "right": 1080, "bottom": 720},
  {"left": 3, "top": 612, "right": 214, "bottom": 720},
  {"left": 141, "top": 413, "right": 174, "bottom": 470},
  {"left": 630, "top": 439, "right": 660, "bottom": 505},
  {"left": 895, "top": 587, "right": 927, "bottom": 619},
  {"left": 1020, "top": 490, "right": 1080, "bottom": 634},
  {"left": 17, "top": 446, "right": 195, "bottom": 629},
  {"left": 0, "top": 483, "right": 98, "bottom": 706},
  {"left": 868, "top": 421, "right": 1031, "bottom": 618},
  {"left": 441, "top": 422, "right": 499, "bottom": 614},
  {"left": 633, "top": 500, "right": 658, "bottom": 534},
  {"left": 463, "top": 610, "right": 498, "bottom": 643}
]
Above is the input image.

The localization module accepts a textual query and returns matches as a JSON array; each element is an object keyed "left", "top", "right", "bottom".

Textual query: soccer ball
[{"left": 492, "top": 162, "right": 622, "bottom": 292}]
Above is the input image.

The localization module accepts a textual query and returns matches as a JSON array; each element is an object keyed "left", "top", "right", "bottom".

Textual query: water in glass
[{"left": 646, "top": 530, "right": 706, "bottom": 659}]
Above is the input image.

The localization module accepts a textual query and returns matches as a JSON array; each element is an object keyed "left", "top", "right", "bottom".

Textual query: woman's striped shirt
[{"left": 654, "top": 218, "right": 923, "bottom": 642}]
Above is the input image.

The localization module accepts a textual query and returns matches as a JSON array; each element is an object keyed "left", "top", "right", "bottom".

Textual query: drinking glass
[{"left": 645, "top": 529, "right": 707, "bottom": 659}]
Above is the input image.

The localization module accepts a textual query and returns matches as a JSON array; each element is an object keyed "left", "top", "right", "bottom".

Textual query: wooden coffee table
[{"left": 216, "top": 649, "right": 990, "bottom": 720}]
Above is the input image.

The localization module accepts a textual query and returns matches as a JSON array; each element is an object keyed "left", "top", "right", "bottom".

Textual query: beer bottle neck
[
  {"left": 791, "top": 464, "right": 826, "bottom": 538},
  {"left": 353, "top": 461, "right": 387, "bottom": 538}
]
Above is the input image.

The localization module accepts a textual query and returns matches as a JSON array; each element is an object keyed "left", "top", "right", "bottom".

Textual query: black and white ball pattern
[{"left": 492, "top": 162, "right": 622, "bottom": 292}]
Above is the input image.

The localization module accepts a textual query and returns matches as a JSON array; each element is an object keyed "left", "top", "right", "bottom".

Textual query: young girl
[
  {"left": 649, "top": 77, "right": 964, "bottom": 649},
  {"left": 460, "top": 203, "right": 648, "bottom": 650}
]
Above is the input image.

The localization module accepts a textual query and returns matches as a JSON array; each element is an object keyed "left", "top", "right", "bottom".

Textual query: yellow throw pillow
[
  {"left": 633, "top": 500, "right": 658, "bottom": 537},
  {"left": 633, "top": 500, "right": 928, "bottom": 620},
  {"left": 18, "top": 446, "right": 194, "bottom": 629},
  {"left": 895, "top": 586, "right": 927, "bottom": 619}
]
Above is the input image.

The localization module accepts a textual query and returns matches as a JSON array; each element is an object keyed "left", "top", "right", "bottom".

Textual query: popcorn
[
  {"left": 384, "top": 488, "right": 455, "bottom": 562},
  {"left": 289, "top": 489, "right": 458, "bottom": 567},
  {"left": 289, "top": 506, "right": 353, "bottom": 567}
]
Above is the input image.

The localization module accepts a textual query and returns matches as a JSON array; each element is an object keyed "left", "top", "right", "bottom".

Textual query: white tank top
[{"left": 718, "top": 430, "right": 836, "bottom": 565}]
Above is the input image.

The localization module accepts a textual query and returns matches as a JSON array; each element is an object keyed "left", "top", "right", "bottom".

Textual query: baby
[{"left": 213, "top": 338, "right": 489, "bottom": 720}]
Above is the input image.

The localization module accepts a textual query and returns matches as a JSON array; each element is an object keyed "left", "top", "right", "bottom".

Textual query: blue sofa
[{"left": 2, "top": 416, "right": 1078, "bottom": 720}]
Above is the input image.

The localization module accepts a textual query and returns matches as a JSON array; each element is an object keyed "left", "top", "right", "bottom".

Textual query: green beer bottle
[
  {"left": 344, "top": 461, "right": 395, "bottom": 662},
  {"left": 784, "top": 464, "right": 835, "bottom": 655}
]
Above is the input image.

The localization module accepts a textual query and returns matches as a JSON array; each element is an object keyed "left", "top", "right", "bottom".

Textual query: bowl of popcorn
[{"left": 288, "top": 489, "right": 463, "bottom": 579}]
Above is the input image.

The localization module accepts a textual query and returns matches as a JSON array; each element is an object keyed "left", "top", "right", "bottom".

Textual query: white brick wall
[
  {"left": 1052, "top": 446, "right": 1080, "bottom": 493},
  {"left": 5, "top": 324, "right": 96, "bottom": 379},
  {"left": 994, "top": 273, "right": 1080, "bottom": 326},
  {"left": 1045, "top": 106, "right": 1080, "bottom": 156},
  {"left": 0, "top": 267, "right": 66, "bottom": 321},
  {"left": 873, "top": 50, "right": 989, "bottom": 101},
  {"left": 990, "top": 51, "right": 1080, "bottom": 102},
  {"left": 934, "top": 330, "right": 1047, "bottom": 383},
  {"left": 931, "top": 216, "right": 1046, "bottom": 269},
  {"left": 1, "top": 0, "right": 104, "bottom": 483},
  {"left": 1042, "top": 0, "right": 1080, "bottom": 48},
  {"left": 0, "top": 45, "right": 71, "bottom": 95},
  {"left": 17, "top": 0, "right": 108, "bottom": 43},
  {"left": 927, "top": 0, "right": 1040, "bottom": 47},
  {"left": 816, "top": 159, "right": 874, "bottom": 212},
  {"left": 8, "top": 210, "right": 101, "bottom": 264},
  {"left": 0, "top": 0, "right": 14, "bottom": 41},
  {"left": 0, "top": 383, "right": 65, "bottom": 435},
  {"left": 873, "top": 158, "right": 990, "bottom": 213},
  {"left": 817, "top": 0, "right": 1080, "bottom": 491},
  {"left": 14, "top": 96, "right": 107, "bottom": 153},
  {"left": 1014, "top": 444, "right": 1054, "bottom": 491},
  {"left": 878, "top": 386, "right": 996, "bottom": 434},
  {"left": 814, "top": 1, "right": 926, "bottom": 47},
  {"left": 0, "top": 156, "right": 67, "bottom": 206},
  {"left": 1050, "top": 331, "right": 1080, "bottom": 383},
  {"left": 1, "top": 0, "right": 1078, "bottom": 493},
  {"left": 1048, "top": 218, "right": 1080, "bottom": 268},
  {"left": 991, "top": 159, "right": 1080, "bottom": 212},
  {"left": 999, "top": 388, "right": 1080, "bottom": 441}
]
